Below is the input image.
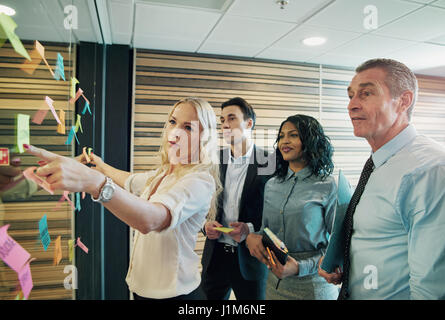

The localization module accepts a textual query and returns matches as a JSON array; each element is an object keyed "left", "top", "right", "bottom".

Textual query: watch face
[{"left": 102, "top": 185, "right": 114, "bottom": 200}]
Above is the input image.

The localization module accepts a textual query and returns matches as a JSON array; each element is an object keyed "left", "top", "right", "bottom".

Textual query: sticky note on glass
[
  {"left": 75, "top": 192, "right": 81, "bottom": 211},
  {"left": 32, "top": 109, "right": 48, "bottom": 125},
  {"left": 57, "top": 109, "right": 65, "bottom": 134},
  {"left": 53, "top": 52, "right": 65, "bottom": 81},
  {"left": 0, "top": 147, "right": 9, "bottom": 165},
  {"left": 70, "top": 88, "right": 83, "bottom": 104},
  {"left": 38, "top": 215, "right": 51, "bottom": 251},
  {"left": 35, "top": 40, "right": 54, "bottom": 77},
  {"left": 18, "top": 262, "right": 33, "bottom": 300},
  {"left": 74, "top": 114, "right": 83, "bottom": 133},
  {"left": 16, "top": 114, "right": 30, "bottom": 154},
  {"left": 53, "top": 235, "right": 62, "bottom": 266},
  {"left": 65, "top": 126, "right": 79, "bottom": 145},
  {"left": 0, "top": 13, "right": 31, "bottom": 61},
  {"left": 76, "top": 237, "right": 89, "bottom": 254},
  {"left": 214, "top": 227, "right": 234, "bottom": 233},
  {"left": 21, "top": 41, "right": 43, "bottom": 75},
  {"left": 70, "top": 77, "right": 79, "bottom": 98},
  {"left": 0, "top": 224, "right": 31, "bottom": 273},
  {"left": 68, "top": 239, "right": 74, "bottom": 262},
  {"left": 45, "top": 96, "right": 61, "bottom": 124},
  {"left": 82, "top": 100, "right": 92, "bottom": 115}
]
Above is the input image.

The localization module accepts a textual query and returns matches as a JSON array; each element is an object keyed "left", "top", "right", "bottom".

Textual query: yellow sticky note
[
  {"left": 57, "top": 110, "right": 65, "bottom": 134},
  {"left": 35, "top": 40, "right": 54, "bottom": 77},
  {"left": 53, "top": 235, "right": 62, "bottom": 266},
  {"left": 68, "top": 239, "right": 74, "bottom": 262},
  {"left": 214, "top": 227, "right": 234, "bottom": 234},
  {"left": 74, "top": 114, "right": 83, "bottom": 133},
  {"left": 71, "top": 77, "right": 79, "bottom": 98},
  {"left": 0, "top": 13, "right": 31, "bottom": 60},
  {"left": 16, "top": 114, "right": 30, "bottom": 153}
]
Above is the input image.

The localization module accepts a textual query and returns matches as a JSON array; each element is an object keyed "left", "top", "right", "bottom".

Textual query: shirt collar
[
  {"left": 285, "top": 166, "right": 311, "bottom": 181},
  {"left": 229, "top": 143, "right": 254, "bottom": 164},
  {"left": 372, "top": 124, "right": 417, "bottom": 168}
]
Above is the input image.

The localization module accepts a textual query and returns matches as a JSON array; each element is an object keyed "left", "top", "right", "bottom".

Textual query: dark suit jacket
[{"left": 201, "top": 145, "right": 272, "bottom": 281}]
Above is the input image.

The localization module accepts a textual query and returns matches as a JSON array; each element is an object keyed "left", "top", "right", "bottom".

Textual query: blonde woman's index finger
[{"left": 24, "top": 144, "right": 60, "bottom": 162}]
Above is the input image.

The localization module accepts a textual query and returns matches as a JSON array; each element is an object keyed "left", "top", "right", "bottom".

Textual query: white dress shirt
[
  {"left": 219, "top": 144, "right": 254, "bottom": 246},
  {"left": 124, "top": 169, "right": 215, "bottom": 299}
]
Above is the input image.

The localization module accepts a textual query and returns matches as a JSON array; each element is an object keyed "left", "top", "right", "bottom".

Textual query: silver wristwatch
[{"left": 91, "top": 176, "right": 116, "bottom": 203}]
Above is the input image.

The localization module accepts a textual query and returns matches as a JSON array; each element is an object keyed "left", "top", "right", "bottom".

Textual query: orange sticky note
[
  {"left": 21, "top": 41, "right": 43, "bottom": 75},
  {"left": 57, "top": 110, "right": 65, "bottom": 134},
  {"left": 35, "top": 40, "right": 54, "bottom": 77},
  {"left": 53, "top": 235, "right": 62, "bottom": 266}
]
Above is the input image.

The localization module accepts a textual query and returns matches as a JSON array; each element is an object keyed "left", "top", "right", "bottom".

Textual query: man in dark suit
[{"left": 201, "top": 97, "right": 274, "bottom": 300}]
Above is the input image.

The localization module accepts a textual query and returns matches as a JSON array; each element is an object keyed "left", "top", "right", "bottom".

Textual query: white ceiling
[{"left": 3, "top": 0, "right": 445, "bottom": 77}]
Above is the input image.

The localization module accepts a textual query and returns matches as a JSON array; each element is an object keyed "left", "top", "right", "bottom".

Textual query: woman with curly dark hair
[{"left": 246, "top": 114, "right": 339, "bottom": 299}]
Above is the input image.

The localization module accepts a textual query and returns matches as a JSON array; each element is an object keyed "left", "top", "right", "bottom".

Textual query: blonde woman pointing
[{"left": 25, "top": 97, "right": 221, "bottom": 300}]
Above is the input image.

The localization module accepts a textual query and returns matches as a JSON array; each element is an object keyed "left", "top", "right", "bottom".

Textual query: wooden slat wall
[
  {"left": 0, "top": 42, "right": 75, "bottom": 300},
  {"left": 133, "top": 49, "right": 445, "bottom": 272}
]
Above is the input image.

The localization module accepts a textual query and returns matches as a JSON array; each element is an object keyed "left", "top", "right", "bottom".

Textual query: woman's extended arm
[{"left": 26, "top": 144, "right": 170, "bottom": 234}]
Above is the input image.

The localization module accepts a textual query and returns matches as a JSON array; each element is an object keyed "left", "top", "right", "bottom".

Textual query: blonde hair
[{"left": 146, "top": 97, "right": 221, "bottom": 220}]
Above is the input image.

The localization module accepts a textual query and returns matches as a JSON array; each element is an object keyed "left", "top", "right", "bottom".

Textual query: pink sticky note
[
  {"left": 0, "top": 225, "right": 31, "bottom": 274},
  {"left": 45, "top": 96, "right": 61, "bottom": 124},
  {"left": 63, "top": 190, "right": 75, "bottom": 210},
  {"left": 32, "top": 109, "right": 48, "bottom": 125},
  {"left": 76, "top": 237, "right": 89, "bottom": 254},
  {"left": 81, "top": 93, "right": 90, "bottom": 105},
  {"left": 23, "top": 166, "right": 54, "bottom": 195},
  {"left": 69, "top": 88, "right": 83, "bottom": 104},
  {"left": 81, "top": 192, "right": 86, "bottom": 199},
  {"left": 18, "top": 262, "right": 33, "bottom": 300}
]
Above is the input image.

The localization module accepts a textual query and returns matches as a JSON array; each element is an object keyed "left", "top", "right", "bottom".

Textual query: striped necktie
[{"left": 338, "top": 156, "right": 375, "bottom": 300}]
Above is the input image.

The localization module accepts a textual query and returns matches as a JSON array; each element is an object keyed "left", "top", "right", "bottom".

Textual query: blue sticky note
[
  {"left": 65, "top": 126, "right": 79, "bottom": 145},
  {"left": 75, "top": 192, "right": 81, "bottom": 211},
  {"left": 81, "top": 101, "right": 92, "bottom": 115},
  {"left": 53, "top": 53, "right": 66, "bottom": 81},
  {"left": 65, "top": 126, "right": 74, "bottom": 145},
  {"left": 38, "top": 214, "right": 51, "bottom": 251}
]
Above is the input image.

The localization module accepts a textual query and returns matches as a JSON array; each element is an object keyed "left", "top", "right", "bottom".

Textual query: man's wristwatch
[{"left": 91, "top": 176, "right": 116, "bottom": 203}]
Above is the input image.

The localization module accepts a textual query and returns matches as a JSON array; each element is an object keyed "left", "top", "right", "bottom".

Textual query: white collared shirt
[
  {"left": 124, "top": 169, "right": 215, "bottom": 299},
  {"left": 219, "top": 144, "right": 254, "bottom": 246}
]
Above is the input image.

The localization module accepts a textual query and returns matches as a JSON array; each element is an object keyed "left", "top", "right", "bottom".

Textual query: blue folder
[{"left": 321, "top": 169, "right": 353, "bottom": 273}]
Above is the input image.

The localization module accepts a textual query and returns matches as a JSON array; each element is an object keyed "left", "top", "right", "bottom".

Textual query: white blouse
[{"left": 124, "top": 169, "right": 215, "bottom": 299}]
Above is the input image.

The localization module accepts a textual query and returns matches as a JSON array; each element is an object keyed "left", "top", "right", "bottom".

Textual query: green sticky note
[
  {"left": 16, "top": 114, "right": 30, "bottom": 154},
  {"left": 0, "top": 13, "right": 31, "bottom": 61},
  {"left": 68, "top": 239, "right": 74, "bottom": 262}
]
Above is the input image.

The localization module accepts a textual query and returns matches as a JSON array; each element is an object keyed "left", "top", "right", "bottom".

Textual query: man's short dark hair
[{"left": 221, "top": 97, "right": 256, "bottom": 129}]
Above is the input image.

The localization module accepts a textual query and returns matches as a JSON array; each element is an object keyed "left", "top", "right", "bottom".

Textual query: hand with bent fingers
[
  {"left": 245, "top": 233, "right": 269, "bottom": 265},
  {"left": 317, "top": 256, "right": 343, "bottom": 285},
  {"left": 204, "top": 220, "right": 223, "bottom": 240},
  {"left": 269, "top": 251, "right": 299, "bottom": 279},
  {"left": 24, "top": 144, "right": 105, "bottom": 197},
  {"left": 76, "top": 152, "right": 106, "bottom": 174},
  {"left": 228, "top": 221, "right": 249, "bottom": 243}
]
